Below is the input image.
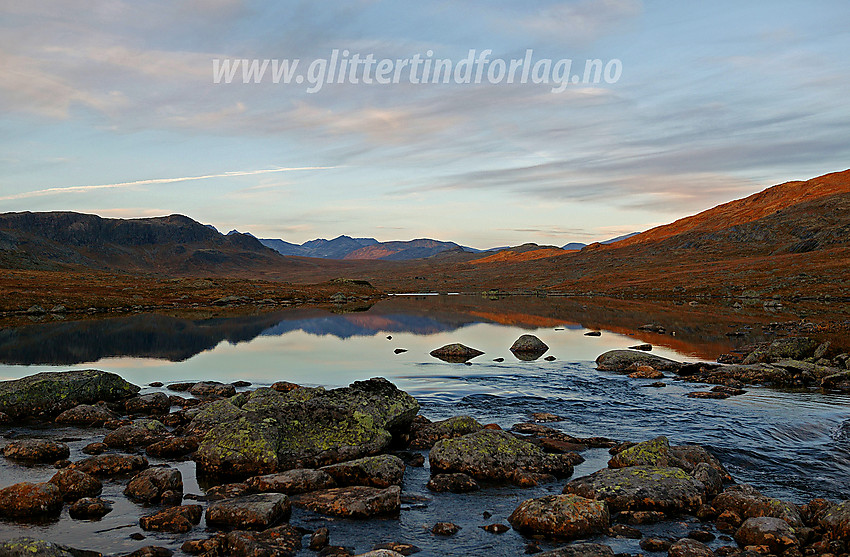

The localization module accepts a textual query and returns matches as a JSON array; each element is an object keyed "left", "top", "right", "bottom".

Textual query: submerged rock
[
  {"left": 508, "top": 494, "right": 610, "bottom": 539},
  {"left": 292, "top": 485, "right": 401, "bottom": 518},
  {"left": 409, "top": 415, "right": 484, "bottom": 449},
  {"left": 429, "top": 344, "right": 484, "bottom": 363},
  {"left": 0, "top": 482, "right": 63, "bottom": 518},
  {"left": 429, "top": 429, "right": 575, "bottom": 483},
  {"left": 0, "top": 369, "right": 139, "bottom": 419},
  {"left": 431, "top": 522, "right": 461, "bottom": 536},
  {"left": 564, "top": 466, "right": 705, "bottom": 514},
  {"left": 206, "top": 493, "right": 291, "bottom": 530},
  {"left": 595, "top": 351, "right": 681, "bottom": 372},
  {"left": 321, "top": 454, "right": 405, "bottom": 488},
  {"left": 2, "top": 439, "right": 70, "bottom": 463}
]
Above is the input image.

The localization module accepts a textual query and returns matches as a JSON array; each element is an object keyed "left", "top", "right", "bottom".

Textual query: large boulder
[
  {"left": 564, "top": 466, "right": 705, "bottom": 514},
  {"left": 0, "top": 538, "right": 100, "bottom": 557},
  {"left": 429, "top": 344, "right": 484, "bottom": 363},
  {"left": 609, "top": 436, "right": 729, "bottom": 480},
  {"left": 0, "top": 370, "right": 139, "bottom": 419},
  {"left": 712, "top": 484, "right": 803, "bottom": 527},
  {"left": 508, "top": 494, "right": 610, "bottom": 539},
  {"left": 0, "top": 482, "right": 63, "bottom": 518},
  {"left": 429, "top": 429, "right": 575, "bottom": 483},
  {"left": 321, "top": 454, "right": 405, "bottom": 488},
  {"left": 206, "top": 493, "right": 291, "bottom": 530},
  {"left": 193, "top": 378, "right": 419, "bottom": 479},
  {"left": 510, "top": 335, "right": 549, "bottom": 361},
  {"left": 48, "top": 468, "right": 103, "bottom": 502},
  {"left": 103, "top": 419, "right": 169, "bottom": 449},
  {"left": 2, "top": 439, "right": 70, "bottom": 463},
  {"left": 124, "top": 467, "right": 183, "bottom": 504},
  {"left": 735, "top": 517, "right": 800, "bottom": 553},
  {"left": 409, "top": 415, "right": 484, "bottom": 449},
  {"left": 246, "top": 469, "right": 336, "bottom": 494},
  {"left": 292, "top": 485, "right": 401, "bottom": 518},
  {"left": 595, "top": 351, "right": 681, "bottom": 372}
]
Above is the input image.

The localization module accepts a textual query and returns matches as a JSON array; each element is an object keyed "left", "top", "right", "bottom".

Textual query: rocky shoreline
[{"left": 1, "top": 339, "right": 850, "bottom": 557}]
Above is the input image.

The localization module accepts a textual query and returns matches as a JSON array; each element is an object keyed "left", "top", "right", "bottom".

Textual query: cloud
[
  {"left": 513, "top": 0, "right": 643, "bottom": 44},
  {"left": 0, "top": 167, "right": 336, "bottom": 201}
]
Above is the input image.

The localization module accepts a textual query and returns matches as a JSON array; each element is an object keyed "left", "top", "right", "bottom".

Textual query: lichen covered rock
[{"left": 508, "top": 494, "right": 610, "bottom": 539}]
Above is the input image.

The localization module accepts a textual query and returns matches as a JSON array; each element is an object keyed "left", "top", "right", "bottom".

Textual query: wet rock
[
  {"left": 409, "top": 415, "right": 484, "bottom": 449},
  {"left": 640, "top": 537, "right": 673, "bottom": 552},
  {"left": 0, "top": 369, "right": 139, "bottom": 419},
  {"left": 193, "top": 378, "right": 419, "bottom": 479},
  {"left": 536, "top": 543, "right": 615, "bottom": 557},
  {"left": 139, "top": 505, "right": 202, "bottom": 533},
  {"left": 103, "top": 419, "right": 169, "bottom": 449},
  {"left": 126, "top": 547, "right": 172, "bottom": 557},
  {"left": 145, "top": 436, "right": 199, "bottom": 458},
  {"left": 0, "top": 538, "right": 101, "bottom": 557},
  {"left": 321, "top": 454, "right": 405, "bottom": 488},
  {"left": 819, "top": 500, "right": 850, "bottom": 540},
  {"left": 69, "top": 497, "right": 112, "bottom": 519},
  {"left": 618, "top": 510, "right": 666, "bottom": 525},
  {"left": 539, "top": 438, "right": 588, "bottom": 454},
  {"left": 608, "top": 436, "right": 674, "bottom": 468},
  {"left": 271, "top": 381, "right": 301, "bottom": 393},
  {"left": 716, "top": 509, "right": 743, "bottom": 533},
  {"left": 167, "top": 382, "right": 195, "bottom": 392},
  {"left": 630, "top": 344, "right": 653, "bottom": 351},
  {"left": 426, "top": 473, "right": 480, "bottom": 493},
  {"left": 687, "top": 530, "right": 715, "bottom": 543},
  {"left": 55, "top": 403, "right": 118, "bottom": 427},
  {"left": 394, "top": 451, "right": 425, "bottom": 467},
  {"left": 564, "top": 466, "right": 705, "bottom": 514},
  {"left": 206, "top": 493, "right": 291, "bottom": 530},
  {"left": 292, "top": 485, "right": 401, "bottom": 518},
  {"left": 149, "top": 382, "right": 164, "bottom": 388},
  {"left": 310, "top": 527, "right": 330, "bottom": 550},
  {"left": 189, "top": 381, "right": 236, "bottom": 398},
  {"left": 429, "top": 429, "right": 575, "bottom": 483},
  {"left": 2, "top": 439, "right": 70, "bottom": 463},
  {"left": 609, "top": 524, "right": 642, "bottom": 538},
  {"left": 734, "top": 517, "right": 799, "bottom": 553},
  {"left": 687, "top": 392, "right": 729, "bottom": 400},
  {"left": 124, "top": 467, "right": 183, "bottom": 504},
  {"left": 205, "top": 482, "right": 251, "bottom": 500},
  {"left": 223, "top": 524, "right": 302, "bottom": 556},
  {"left": 429, "top": 343, "right": 484, "bottom": 363},
  {"left": 802, "top": 498, "right": 834, "bottom": 525},
  {"left": 532, "top": 412, "right": 564, "bottom": 423},
  {"left": 246, "top": 468, "right": 336, "bottom": 494},
  {"left": 69, "top": 454, "right": 148, "bottom": 477},
  {"left": 712, "top": 485, "right": 803, "bottom": 527},
  {"left": 372, "top": 543, "right": 419, "bottom": 555},
  {"left": 481, "top": 523, "right": 510, "bottom": 534},
  {"left": 743, "top": 337, "right": 820, "bottom": 364},
  {"left": 595, "top": 351, "right": 681, "bottom": 373},
  {"left": 668, "top": 538, "right": 714, "bottom": 557},
  {"left": 125, "top": 393, "right": 170, "bottom": 415},
  {"left": 82, "top": 442, "right": 107, "bottom": 455},
  {"left": 691, "top": 463, "right": 724, "bottom": 497},
  {"left": 510, "top": 335, "right": 549, "bottom": 360},
  {"left": 509, "top": 494, "right": 610, "bottom": 539},
  {"left": 585, "top": 331, "right": 602, "bottom": 337},
  {"left": 48, "top": 468, "right": 102, "bottom": 501},
  {"left": 822, "top": 371, "right": 850, "bottom": 392},
  {"left": 668, "top": 445, "right": 730, "bottom": 479},
  {"left": 354, "top": 551, "right": 404, "bottom": 557},
  {"left": 628, "top": 367, "right": 664, "bottom": 379},
  {"left": 431, "top": 522, "right": 461, "bottom": 536},
  {"left": 0, "top": 482, "right": 62, "bottom": 518}
]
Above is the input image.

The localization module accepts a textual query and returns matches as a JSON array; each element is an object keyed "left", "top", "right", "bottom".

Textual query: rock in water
[
  {"left": 2, "top": 439, "right": 70, "bottom": 463},
  {"left": 124, "top": 467, "right": 183, "bottom": 504},
  {"left": 668, "top": 538, "right": 714, "bottom": 557},
  {"left": 321, "top": 454, "right": 405, "bottom": 488},
  {"left": 595, "top": 351, "right": 681, "bottom": 372},
  {"left": 140, "top": 505, "right": 202, "bottom": 533},
  {"left": 246, "top": 469, "right": 336, "bottom": 494},
  {"left": 510, "top": 335, "right": 549, "bottom": 361},
  {"left": 429, "top": 344, "right": 484, "bottom": 363},
  {"left": 735, "top": 517, "right": 800, "bottom": 553},
  {"left": 292, "top": 486, "right": 401, "bottom": 518},
  {"left": 55, "top": 404, "right": 118, "bottom": 427},
  {"left": 0, "top": 538, "right": 101, "bottom": 557},
  {"left": 48, "top": 469, "right": 102, "bottom": 501},
  {"left": 564, "top": 466, "right": 705, "bottom": 514},
  {"left": 508, "top": 494, "right": 610, "bottom": 539},
  {"left": 536, "top": 543, "right": 615, "bottom": 557},
  {"left": 0, "top": 482, "right": 63, "bottom": 518},
  {"left": 820, "top": 500, "right": 850, "bottom": 540},
  {"left": 712, "top": 484, "right": 803, "bottom": 527},
  {"left": 0, "top": 370, "right": 139, "bottom": 419},
  {"left": 429, "top": 429, "right": 575, "bottom": 483},
  {"left": 409, "top": 415, "right": 484, "bottom": 449},
  {"left": 205, "top": 493, "right": 291, "bottom": 530}
]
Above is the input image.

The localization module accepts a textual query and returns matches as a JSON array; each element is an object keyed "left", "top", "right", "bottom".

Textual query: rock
[
  {"left": 247, "top": 468, "right": 336, "bottom": 494},
  {"left": 544, "top": 356, "right": 557, "bottom": 361},
  {"left": 2, "top": 439, "right": 70, "bottom": 462},
  {"left": 595, "top": 351, "right": 681, "bottom": 372},
  {"left": 55, "top": 403, "right": 118, "bottom": 427},
  {"left": 429, "top": 343, "right": 484, "bottom": 363},
  {"left": 223, "top": 524, "right": 302, "bottom": 556},
  {"left": 640, "top": 538, "right": 673, "bottom": 552},
  {"left": 167, "top": 382, "right": 195, "bottom": 392},
  {"left": 822, "top": 371, "right": 850, "bottom": 391},
  {"left": 372, "top": 542, "right": 420, "bottom": 555},
  {"left": 532, "top": 412, "right": 564, "bottom": 423},
  {"left": 509, "top": 494, "right": 610, "bottom": 539},
  {"left": 608, "top": 436, "right": 673, "bottom": 468},
  {"left": 481, "top": 523, "right": 510, "bottom": 534},
  {"left": 630, "top": 344, "right": 653, "bottom": 351},
  {"left": 232, "top": 381, "right": 252, "bottom": 388},
  {"left": 69, "top": 497, "right": 112, "bottom": 519},
  {"left": 103, "top": 420, "right": 169, "bottom": 449},
  {"left": 206, "top": 493, "right": 291, "bottom": 530},
  {"left": 638, "top": 324, "right": 666, "bottom": 333},
  {"left": 125, "top": 392, "right": 171, "bottom": 415},
  {"left": 354, "top": 552, "right": 405, "bottom": 557},
  {"left": 271, "top": 381, "right": 301, "bottom": 393},
  {"left": 394, "top": 349, "right": 407, "bottom": 354},
  {"left": 564, "top": 466, "right": 705, "bottom": 514},
  {"left": 535, "top": 543, "right": 615, "bottom": 557},
  {"left": 427, "top": 473, "right": 480, "bottom": 493},
  {"left": 628, "top": 367, "right": 664, "bottom": 379},
  {"left": 819, "top": 500, "right": 850, "bottom": 540},
  {"left": 619, "top": 510, "right": 666, "bottom": 524},
  {"left": 409, "top": 415, "right": 484, "bottom": 449},
  {"left": 691, "top": 463, "right": 724, "bottom": 497},
  {"left": 205, "top": 482, "right": 251, "bottom": 500},
  {"left": 48, "top": 468, "right": 102, "bottom": 501},
  {"left": 149, "top": 382, "right": 164, "bottom": 387},
  {"left": 510, "top": 335, "right": 549, "bottom": 360},
  {"left": 735, "top": 517, "right": 800, "bottom": 553},
  {"left": 146, "top": 436, "right": 199, "bottom": 458},
  {"left": 189, "top": 381, "right": 237, "bottom": 398},
  {"left": 429, "top": 429, "right": 575, "bottom": 483},
  {"left": 712, "top": 485, "right": 803, "bottom": 527},
  {"left": 743, "top": 337, "right": 820, "bottom": 364},
  {"left": 668, "top": 538, "right": 714, "bottom": 557},
  {"left": 69, "top": 454, "right": 148, "bottom": 477},
  {"left": 687, "top": 530, "right": 715, "bottom": 543},
  {"left": 0, "top": 538, "right": 101, "bottom": 557},
  {"left": 0, "top": 482, "right": 63, "bottom": 518},
  {"left": 126, "top": 547, "right": 172, "bottom": 557},
  {"left": 321, "top": 454, "right": 405, "bottom": 488},
  {"left": 193, "top": 378, "right": 419, "bottom": 479},
  {"left": 82, "top": 442, "right": 107, "bottom": 455},
  {"left": 310, "top": 527, "right": 330, "bottom": 550},
  {"left": 585, "top": 331, "right": 602, "bottom": 337},
  {"left": 139, "top": 505, "right": 202, "bottom": 533},
  {"left": 431, "top": 522, "right": 461, "bottom": 536},
  {"left": 0, "top": 369, "right": 139, "bottom": 419},
  {"left": 292, "top": 485, "right": 401, "bottom": 518},
  {"left": 687, "top": 392, "right": 729, "bottom": 400},
  {"left": 610, "top": 524, "right": 642, "bottom": 538},
  {"left": 125, "top": 467, "right": 183, "bottom": 504}
]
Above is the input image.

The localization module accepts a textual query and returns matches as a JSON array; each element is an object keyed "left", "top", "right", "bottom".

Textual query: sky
[{"left": 2, "top": 0, "right": 849, "bottom": 249}]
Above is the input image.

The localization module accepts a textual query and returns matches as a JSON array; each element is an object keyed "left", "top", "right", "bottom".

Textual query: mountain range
[{"left": 258, "top": 235, "right": 475, "bottom": 260}]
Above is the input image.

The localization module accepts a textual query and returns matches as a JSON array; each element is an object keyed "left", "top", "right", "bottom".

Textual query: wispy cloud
[{"left": 0, "top": 167, "right": 336, "bottom": 201}]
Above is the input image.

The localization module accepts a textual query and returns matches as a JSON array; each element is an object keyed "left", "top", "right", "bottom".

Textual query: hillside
[
  {"left": 343, "top": 239, "right": 464, "bottom": 260},
  {"left": 261, "top": 235, "right": 466, "bottom": 260}
]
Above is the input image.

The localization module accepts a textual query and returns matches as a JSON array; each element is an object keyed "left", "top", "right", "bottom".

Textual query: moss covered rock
[
  {"left": 410, "top": 415, "right": 484, "bottom": 449},
  {"left": 0, "top": 369, "right": 139, "bottom": 419},
  {"left": 713, "top": 484, "right": 803, "bottom": 527},
  {"left": 321, "top": 454, "right": 405, "bottom": 488},
  {"left": 509, "top": 494, "right": 609, "bottom": 539},
  {"left": 0, "top": 538, "right": 100, "bottom": 557},
  {"left": 429, "top": 429, "right": 575, "bottom": 484}
]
